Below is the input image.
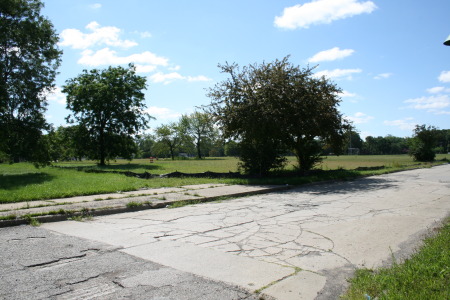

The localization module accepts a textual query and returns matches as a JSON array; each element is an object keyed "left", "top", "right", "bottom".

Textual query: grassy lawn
[
  {"left": 0, "top": 154, "right": 448, "bottom": 203},
  {"left": 342, "top": 218, "right": 450, "bottom": 300}
]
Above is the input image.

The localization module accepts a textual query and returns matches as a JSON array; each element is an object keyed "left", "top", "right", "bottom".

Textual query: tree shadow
[
  {"left": 289, "top": 176, "right": 398, "bottom": 195},
  {"left": 54, "top": 163, "right": 164, "bottom": 172},
  {"left": 244, "top": 169, "right": 398, "bottom": 195},
  {"left": 95, "top": 163, "right": 164, "bottom": 171},
  {"left": 0, "top": 173, "right": 55, "bottom": 190}
]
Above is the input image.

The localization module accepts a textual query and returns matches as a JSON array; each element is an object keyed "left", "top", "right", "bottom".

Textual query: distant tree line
[{"left": 340, "top": 128, "right": 449, "bottom": 157}]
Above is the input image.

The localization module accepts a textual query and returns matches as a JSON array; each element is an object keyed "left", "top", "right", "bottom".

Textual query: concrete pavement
[
  {"left": 36, "top": 164, "right": 449, "bottom": 299},
  {"left": 0, "top": 225, "right": 261, "bottom": 300},
  {"left": 0, "top": 184, "right": 289, "bottom": 226},
  {"left": 1, "top": 165, "right": 449, "bottom": 299}
]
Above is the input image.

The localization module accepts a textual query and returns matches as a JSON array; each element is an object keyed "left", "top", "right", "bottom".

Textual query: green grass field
[
  {"left": 343, "top": 218, "right": 450, "bottom": 300},
  {"left": 0, "top": 154, "right": 448, "bottom": 203}
]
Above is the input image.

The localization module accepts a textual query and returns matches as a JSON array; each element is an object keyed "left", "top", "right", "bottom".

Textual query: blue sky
[{"left": 42, "top": 0, "right": 450, "bottom": 138}]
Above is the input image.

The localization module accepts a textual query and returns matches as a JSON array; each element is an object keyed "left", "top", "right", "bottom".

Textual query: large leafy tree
[
  {"left": 0, "top": 0, "right": 62, "bottom": 163},
  {"left": 63, "top": 64, "right": 150, "bottom": 165},
  {"left": 180, "top": 111, "right": 216, "bottom": 159},
  {"left": 207, "top": 56, "right": 348, "bottom": 174},
  {"left": 409, "top": 124, "right": 438, "bottom": 161},
  {"left": 154, "top": 122, "right": 184, "bottom": 160}
]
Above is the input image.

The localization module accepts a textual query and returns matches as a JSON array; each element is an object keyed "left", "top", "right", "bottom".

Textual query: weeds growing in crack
[
  {"left": 126, "top": 201, "right": 143, "bottom": 208},
  {"left": 24, "top": 215, "right": 41, "bottom": 226},
  {"left": 168, "top": 200, "right": 202, "bottom": 209},
  {"left": 0, "top": 214, "right": 17, "bottom": 221}
]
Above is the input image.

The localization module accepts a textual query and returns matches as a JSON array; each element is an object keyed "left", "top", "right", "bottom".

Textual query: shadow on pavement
[{"left": 289, "top": 176, "right": 398, "bottom": 195}]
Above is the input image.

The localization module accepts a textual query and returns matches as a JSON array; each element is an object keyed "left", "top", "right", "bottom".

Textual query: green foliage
[
  {"left": 207, "top": 56, "right": 349, "bottom": 174},
  {"left": 63, "top": 64, "right": 150, "bottom": 165},
  {"left": 180, "top": 111, "right": 217, "bottom": 159},
  {"left": 0, "top": 0, "right": 62, "bottom": 164},
  {"left": 126, "top": 201, "right": 143, "bottom": 208},
  {"left": 1, "top": 156, "right": 447, "bottom": 203},
  {"left": 136, "top": 134, "right": 155, "bottom": 158},
  {"left": 154, "top": 122, "right": 184, "bottom": 160},
  {"left": 409, "top": 124, "right": 438, "bottom": 162},
  {"left": 343, "top": 219, "right": 450, "bottom": 300},
  {"left": 224, "top": 140, "right": 240, "bottom": 156},
  {"left": 362, "top": 135, "right": 410, "bottom": 155},
  {"left": 237, "top": 136, "right": 287, "bottom": 175}
]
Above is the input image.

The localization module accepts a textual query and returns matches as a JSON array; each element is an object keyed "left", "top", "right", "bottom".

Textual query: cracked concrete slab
[
  {"left": 0, "top": 226, "right": 260, "bottom": 300},
  {"left": 39, "top": 164, "right": 450, "bottom": 299}
]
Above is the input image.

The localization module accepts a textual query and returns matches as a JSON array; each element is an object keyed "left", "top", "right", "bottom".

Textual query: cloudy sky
[{"left": 43, "top": 0, "right": 450, "bottom": 138}]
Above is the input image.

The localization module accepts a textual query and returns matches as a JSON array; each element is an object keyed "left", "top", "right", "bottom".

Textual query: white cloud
[
  {"left": 89, "top": 3, "right": 102, "bottom": 9},
  {"left": 169, "top": 65, "right": 181, "bottom": 71},
  {"left": 308, "top": 47, "right": 354, "bottom": 63},
  {"left": 314, "top": 68, "right": 362, "bottom": 80},
  {"left": 135, "top": 64, "right": 157, "bottom": 73},
  {"left": 149, "top": 72, "right": 211, "bottom": 85},
  {"left": 274, "top": 0, "right": 377, "bottom": 29},
  {"left": 404, "top": 95, "right": 450, "bottom": 112},
  {"left": 138, "top": 31, "right": 152, "bottom": 38},
  {"left": 338, "top": 90, "right": 357, "bottom": 98},
  {"left": 384, "top": 118, "right": 416, "bottom": 131},
  {"left": 438, "top": 70, "right": 450, "bottom": 83},
  {"left": 59, "top": 21, "right": 137, "bottom": 49},
  {"left": 374, "top": 73, "right": 392, "bottom": 80},
  {"left": 146, "top": 106, "right": 181, "bottom": 120},
  {"left": 187, "top": 75, "right": 211, "bottom": 82},
  {"left": 435, "top": 110, "right": 450, "bottom": 115},
  {"left": 78, "top": 47, "right": 169, "bottom": 67},
  {"left": 345, "top": 112, "right": 374, "bottom": 124},
  {"left": 427, "top": 86, "right": 446, "bottom": 94},
  {"left": 47, "top": 86, "right": 66, "bottom": 105}
]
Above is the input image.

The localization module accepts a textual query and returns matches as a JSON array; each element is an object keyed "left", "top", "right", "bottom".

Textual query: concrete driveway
[{"left": 7, "top": 165, "right": 450, "bottom": 299}]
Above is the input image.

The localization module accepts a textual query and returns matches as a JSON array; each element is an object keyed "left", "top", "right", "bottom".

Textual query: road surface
[{"left": 2, "top": 165, "right": 449, "bottom": 299}]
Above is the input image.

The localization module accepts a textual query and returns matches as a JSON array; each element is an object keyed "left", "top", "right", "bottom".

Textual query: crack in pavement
[{"left": 25, "top": 253, "right": 88, "bottom": 268}]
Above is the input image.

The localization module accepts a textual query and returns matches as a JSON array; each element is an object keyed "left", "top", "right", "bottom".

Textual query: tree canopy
[
  {"left": 207, "top": 56, "right": 349, "bottom": 174},
  {"left": 0, "top": 0, "right": 62, "bottom": 164},
  {"left": 409, "top": 124, "right": 438, "bottom": 161},
  {"left": 180, "top": 111, "right": 216, "bottom": 159},
  {"left": 153, "top": 122, "right": 186, "bottom": 160},
  {"left": 63, "top": 64, "right": 150, "bottom": 165}
]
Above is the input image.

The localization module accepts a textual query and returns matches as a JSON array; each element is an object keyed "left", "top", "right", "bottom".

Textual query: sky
[{"left": 41, "top": 0, "right": 450, "bottom": 139}]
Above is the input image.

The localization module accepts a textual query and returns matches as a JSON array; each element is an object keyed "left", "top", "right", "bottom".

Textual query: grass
[
  {"left": 167, "top": 199, "right": 203, "bottom": 209},
  {"left": 342, "top": 218, "right": 450, "bottom": 300},
  {"left": 0, "top": 155, "right": 447, "bottom": 204}
]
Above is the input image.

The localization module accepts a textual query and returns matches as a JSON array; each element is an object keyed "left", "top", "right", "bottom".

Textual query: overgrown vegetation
[
  {"left": 343, "top": 218, "right": 450, "bottom": 300},
  {"left": 207, "top": 56, "right": 349, "bottom": 174},
  {"left": 0, "top": 155, "right": 447, "bottom": 203}
]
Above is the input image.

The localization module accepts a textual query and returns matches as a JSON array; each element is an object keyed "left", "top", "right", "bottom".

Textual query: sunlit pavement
[{"left": 12, "top": 165, "right": 450, "bottom": 299}]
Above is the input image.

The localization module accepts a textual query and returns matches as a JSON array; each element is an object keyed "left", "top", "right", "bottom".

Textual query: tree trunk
[
  {"left": 99, "top": 129, "right": 106, "bottom": 166},
  {"left": 196, "top": 140, "right": 202, "bottom": 159},
  {"left": 169, "top": 145, "right": 175, "bottom": 160}
]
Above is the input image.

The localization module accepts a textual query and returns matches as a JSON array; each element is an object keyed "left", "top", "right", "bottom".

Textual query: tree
[
  {"left": 63, "top": 64, "right": 150, "bottom": 165},
  {"left": 136, "top": 134, "right": 155, "bottom": 158},
  {"left": 207, "top": 56, "right": 348, "bottom": 174},
  {"left": 0, "top": 0, "right": 62, "bottom": 164},
  {"left": 180, "top": 111, "right": 215, "bottom": 159},
  {"left": 409, "top": 124, "right": 438, "bottom": 161},
  {"left": 154, "top": 122, "right": 184, "bottom": 160},
  {"left": 224, "top": 140, "right": 240, "bottom": 157}
]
